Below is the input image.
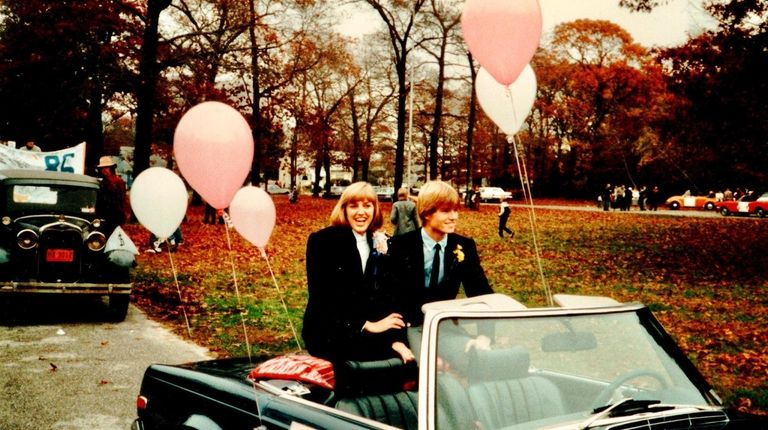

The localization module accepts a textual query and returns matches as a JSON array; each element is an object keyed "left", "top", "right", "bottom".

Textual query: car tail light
[
  {"left": 136, "top": 395, "right": 148, "bottom": 410},
  {"left": 17, "top": 229, "right": 38, "bottom": 249},
  {"left": 86, "top": 231, "right": 107, "bottom": 251}
]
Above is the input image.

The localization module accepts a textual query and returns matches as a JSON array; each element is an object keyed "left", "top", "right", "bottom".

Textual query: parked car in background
[
  {"left": 665, "top": 193, "right": 718, "bottom": 210},
  {"left": 267, "top": 183, "right": 290, "bottom": 195},
  {"left": 716, "top": 191, "right": 768, "bottom": 218},
  {"left": 0, "top": 169, "right": 133, "bottom": 321},
  {"left": 478, "top": 186, "right": 512, "bottom": 202},
  {"left": 131, "top": 293, "right": 767, "bottom": 430},
  {"left": 374, "top": 186, "right": 395, "bottom": 201}
]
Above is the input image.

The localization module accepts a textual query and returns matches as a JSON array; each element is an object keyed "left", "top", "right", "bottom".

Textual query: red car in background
[{"left": 716, "top": 191, "right": 768, "bottom": 218}]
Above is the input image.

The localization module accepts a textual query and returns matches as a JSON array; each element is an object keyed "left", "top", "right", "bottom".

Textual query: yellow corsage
[{"left": 453, "top": 245, "right": 464, "bottom": 263}]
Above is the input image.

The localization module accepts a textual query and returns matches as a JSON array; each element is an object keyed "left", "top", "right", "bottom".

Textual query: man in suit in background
[{"left": 387, "top": 180, "right": 493, "bottom": 328}]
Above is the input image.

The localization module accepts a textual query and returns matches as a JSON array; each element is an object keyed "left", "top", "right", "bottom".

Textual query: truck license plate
[{"left": 46, "top": 249, "right": 74, "bottom": 262}]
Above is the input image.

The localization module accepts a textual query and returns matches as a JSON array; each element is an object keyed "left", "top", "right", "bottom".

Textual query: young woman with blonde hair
[{"left": 302, "top": 182, "right": 414, "bottom": 366}]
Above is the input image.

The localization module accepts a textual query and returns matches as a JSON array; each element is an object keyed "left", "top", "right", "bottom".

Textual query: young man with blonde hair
[{"left": 387, "top": 180, "right": 492, "bottom": 327}]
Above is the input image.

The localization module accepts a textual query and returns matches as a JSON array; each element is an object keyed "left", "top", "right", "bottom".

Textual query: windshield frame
[{"left": 418, "top": 304, "right": 720, "bottom": 430}]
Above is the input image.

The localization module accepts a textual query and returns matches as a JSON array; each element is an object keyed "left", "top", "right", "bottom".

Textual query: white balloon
[
  {"left": 130, "top": 167, "right": 188, "bottom": 239},
  {"left": 476, "top": 64, "right": 537, "bottom": 135},
  {"left": 229, "top": 186, "right": 276, "bottom": 248}
]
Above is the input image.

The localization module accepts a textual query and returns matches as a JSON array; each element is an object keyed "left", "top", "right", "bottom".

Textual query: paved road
[
  {"left": 0, "top": 298, "right": 211, "bottom": 430},
  {"left": 507, "top": 202, "right": 722, "bottom": 218}
]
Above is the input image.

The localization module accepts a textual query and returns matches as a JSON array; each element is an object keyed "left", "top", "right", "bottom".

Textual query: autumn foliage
[{"left": 124, "top": 196, "right": 767, "bottom": 415}]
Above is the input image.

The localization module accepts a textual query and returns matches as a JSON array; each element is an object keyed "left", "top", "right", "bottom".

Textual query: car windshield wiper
[{"left": 579, "top": 398, "right": 677, "bottom": 429}]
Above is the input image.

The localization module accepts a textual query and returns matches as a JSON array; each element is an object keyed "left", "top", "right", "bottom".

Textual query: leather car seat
[
  {"left": 333, "top": 358, "right": 419, "bottom": 429},
  {"left": 466, "top": 346, "right": 565, "bottom": 428}
]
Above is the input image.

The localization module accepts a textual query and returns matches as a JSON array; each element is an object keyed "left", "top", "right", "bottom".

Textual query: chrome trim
[
  {"left": 14, "top": 214, "right": 92, "bottom": 226},
  {"left": 40, "top": 220, "right": 85, "bottom": 233},
  {"left": 16, "top": 229, "right": 38, "bottom": 250},
  {"left": 86, "top": 231, "right": 107, "bottom": 251},
  {"left": 0, "top": 281, "right": 132, "bottom": 294}
]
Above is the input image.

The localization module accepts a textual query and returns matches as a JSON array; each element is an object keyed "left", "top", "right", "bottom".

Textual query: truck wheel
[{"left": 107, "top": 295, "right": 129, "bottom": 322}]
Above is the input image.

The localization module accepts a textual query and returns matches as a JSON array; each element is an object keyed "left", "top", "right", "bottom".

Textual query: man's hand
[{"left": 464, "top": 335, "right": 491, "bottom": 352}]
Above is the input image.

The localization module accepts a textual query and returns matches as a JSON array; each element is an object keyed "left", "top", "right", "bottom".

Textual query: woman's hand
[
  {"left": 392, "top": 341, "right": 416, "bottom": 363},
  {"left": 372, "top": 231, "right": 389, "bottom": 254},
  {"left": 363, "top": 313, "right": 406, "bottom": 333}
]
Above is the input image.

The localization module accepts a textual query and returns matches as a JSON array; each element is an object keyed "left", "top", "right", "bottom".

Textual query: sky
[{"left": 336, "top": 0, "right": 717, "bottom": 48}]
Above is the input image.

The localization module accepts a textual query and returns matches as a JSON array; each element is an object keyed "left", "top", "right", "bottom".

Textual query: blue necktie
[{"left": 429, "top": 244, "right": 441, "bottom": 289}]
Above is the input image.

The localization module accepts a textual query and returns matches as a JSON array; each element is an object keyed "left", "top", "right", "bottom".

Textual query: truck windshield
[{"left": 8, "top": 184, "right": 97, "bottom": 215}]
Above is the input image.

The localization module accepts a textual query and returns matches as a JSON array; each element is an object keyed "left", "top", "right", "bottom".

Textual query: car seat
[
  {"left": 466, "top": 346, "right": 565, "bottom": 429},
  {"left": 333, "top": 358, "right": 419, "bottom": 430}
]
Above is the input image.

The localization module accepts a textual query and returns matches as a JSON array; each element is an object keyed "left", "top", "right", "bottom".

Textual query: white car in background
[{"left": 479, "top": 186, "right": 512, "bottom": 202}]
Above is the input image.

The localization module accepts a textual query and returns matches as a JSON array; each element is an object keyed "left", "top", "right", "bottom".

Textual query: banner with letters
[{"left": 0, "top": 142, "right": 86, "bottom": 174}]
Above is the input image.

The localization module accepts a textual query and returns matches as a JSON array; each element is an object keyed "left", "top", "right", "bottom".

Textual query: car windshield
[
  {"left": 6, "top": 184, "right": 97, "bottom": 215},
  {"left": 432, "top": 309, "right": 708, "bottom": 430}
]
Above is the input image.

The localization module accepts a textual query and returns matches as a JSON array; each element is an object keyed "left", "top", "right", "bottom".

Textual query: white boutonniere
[
  {"left": 453, "top": 244, "right": 464, "bottom": 263},
  {"left": 372, "top": 231, "right": 388, "bottom": 254}
]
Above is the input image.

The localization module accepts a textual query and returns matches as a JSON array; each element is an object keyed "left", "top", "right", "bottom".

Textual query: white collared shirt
[{"left": 354, "top": 231, "right": 370, "bottom": 272}]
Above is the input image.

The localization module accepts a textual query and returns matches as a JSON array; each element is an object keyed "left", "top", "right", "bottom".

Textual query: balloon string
[
  {"left": 259, "top": 247, "right": 303, "bottom": 352},
  {"left": 222, "top": 211, "right": 253, "bottom": 362},
  {"left": 166, "top": 239, "right": 192, "bottom": 337},
  {"left": 504, "top": 86, "right": 520, "bottom": 133},
  {"left": 509, "top": 134, "right": 554, "bottom": 307}
]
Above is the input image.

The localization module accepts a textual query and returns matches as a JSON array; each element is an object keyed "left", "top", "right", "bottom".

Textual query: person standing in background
[
  {"left": 498, "top": 200, "right": 513, "bottom": 238},
  {"left": 390, "top": 187, "right": 418, "bottom": 236},
  {"left": 22, "top": 140, "right": 41, "bottom": 152}
]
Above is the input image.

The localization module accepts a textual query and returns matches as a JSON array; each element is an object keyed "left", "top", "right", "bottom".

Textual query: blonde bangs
[
  {"left": 416, "top": 181, "right": 460, "bottom": 223},
  {"left": 329, "top": 182, "right": 383, "bottom": 230}
]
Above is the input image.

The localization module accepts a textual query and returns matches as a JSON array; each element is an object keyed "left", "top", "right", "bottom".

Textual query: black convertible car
[{"left": 132, "top": 294, "right": 767, "bottom": 429}]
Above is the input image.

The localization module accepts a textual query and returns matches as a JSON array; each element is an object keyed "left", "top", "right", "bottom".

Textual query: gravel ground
[{"left": 0, "top": 298, "right": 211, "bottom": 430}]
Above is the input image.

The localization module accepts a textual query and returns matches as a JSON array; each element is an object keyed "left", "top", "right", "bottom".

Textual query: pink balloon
[
  {"left": 229, "top": 186, "right": 276, "bottom": 248},
  {"left": 174, "top": 101, "right": 254, "bottom": 209},
  {"left": 461, "top": 0, "right": 542, "bottom": 85},
  {"left": 476, "top": 65, "right": 537, "bottom": 136}
]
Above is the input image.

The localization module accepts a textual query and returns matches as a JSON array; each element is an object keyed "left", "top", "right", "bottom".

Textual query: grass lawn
[{"left": 124, "top": 195, "right": 767, "bottom": 415}]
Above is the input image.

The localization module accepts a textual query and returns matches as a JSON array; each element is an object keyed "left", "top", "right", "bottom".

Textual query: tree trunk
[
  {"left": 133, "top": 0, "right": 171, "bottom": 177},
  {"left": 465, "top": 54, "right": 478, "bottom": 195},
  {"left": 248, "top": 0, "right": 262, "bottom": 186},
  {"left": 349, "top": 93, "right": 361, "bottom": 181},
  {"left": 86, "top": 76, "right": 104, "bottom": 169}
]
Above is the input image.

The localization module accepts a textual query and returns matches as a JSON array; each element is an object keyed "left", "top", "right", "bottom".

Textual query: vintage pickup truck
[{"left": 0, "top": 169, "right": 133, "bottom": 321}]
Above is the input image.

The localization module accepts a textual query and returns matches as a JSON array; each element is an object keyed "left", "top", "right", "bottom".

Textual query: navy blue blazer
[
  {"left": 386, "top": 229, "right": 492, "bottom": 326},
  {"left": 302, "top": 225, "right": 396, "bottom": 362}
]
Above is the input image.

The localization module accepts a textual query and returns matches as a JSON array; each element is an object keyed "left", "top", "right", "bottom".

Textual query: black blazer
[
  {"left": 302, "top": 225, "right": 396, "bottom": 362},
  {"left": 386, "top": 229, "right": 492, "bottom": 326}
]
